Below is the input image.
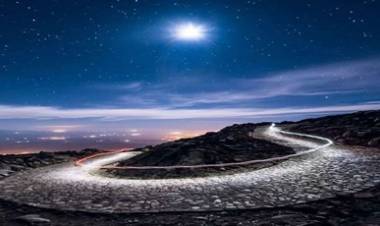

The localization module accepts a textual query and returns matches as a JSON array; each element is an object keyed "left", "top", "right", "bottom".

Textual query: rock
[
  {"left": 112, "top": 122, "right": 294, "bottom": 178},
  {"left": 193, "top": 216, "right": 208, "bottom": 220},
  {"left": 297, "top": 221, "right": 325, "bottom": 226},
  {"left": 354, "top": 192, "right": 376, "bottom": 199},
  {"left": 14, "top": 214, "right": 51, "bottom": 224},
  {"left": 271, "top": 214, "right": 300, "bottom": 220},
  {"left": 368, "top": 137, "right": 380, "bottom": 147},
  {"left": 342, "top": 130, "right": 354, "bottom": 138},
  {"left": 284, "top": 110, "right": 380, "bottom": 148},
  {"left": 9, "top": 164, "right": 27, "bottom": 171},
  {"left": 0, "top": 169, "right": 14, "bottom": 177}
]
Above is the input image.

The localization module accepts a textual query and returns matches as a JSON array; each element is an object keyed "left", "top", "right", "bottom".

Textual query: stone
[
  {"left": 354, "top": 192, "right": 375, "bottom": 199},
  {"left": 0, "top": 169, "right": 14, "bottom": 177},
  {"left": 9, "top": 164, "right": 26, "bottom": 171},
  {"left": 271, "top": 214, "right": 300, "bottom": 220},
  {"left": 14, "top": 214, "right": 51, "bottom": 224},
  {"left": 111, "top": 122, "right": 294, "bottom": 178},
  {"left": 368, "top": 137, "right": 380, "bottom": 147}
]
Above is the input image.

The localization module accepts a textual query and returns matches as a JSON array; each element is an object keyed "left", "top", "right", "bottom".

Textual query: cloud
[
  {"left": 2, "top": 58, "right": 378, "bottom": 123},
  {"left": 110, "top": 58, "right": 380, "bottom": 108},
  {"left": 169, "top": 58, "right": 380, "bottom": 106},
  {"left": 0, "top": 102, "right": 379, "bottom": 120},
  {"left": 92, "top": 82, "right": 143, "bottom": 91}
]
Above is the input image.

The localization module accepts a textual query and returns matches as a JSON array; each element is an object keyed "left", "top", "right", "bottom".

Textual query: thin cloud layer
[
  {"left": 0, "top": 102, "right": 379, "bottom": 120},
  {"left": 113, "top": 58, "right": 380, "bottom": 108},
  {"left": 1, "top": 58, "right": 379, "bottom": 121}
]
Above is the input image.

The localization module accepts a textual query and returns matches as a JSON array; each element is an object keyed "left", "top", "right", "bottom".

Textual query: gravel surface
[
  {"left": 1, "top": 125, "right": 379, "bottom": 214},
  {"left": 1, "top": 111, "right": 380, "bottom": 225},
  {"left": 1, "top": 187, "right": 380, "bottom": 226}
]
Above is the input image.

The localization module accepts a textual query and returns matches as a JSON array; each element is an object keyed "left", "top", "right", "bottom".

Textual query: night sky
[{"left": 1, "top": 0, "right": 380, "bottom": 153}]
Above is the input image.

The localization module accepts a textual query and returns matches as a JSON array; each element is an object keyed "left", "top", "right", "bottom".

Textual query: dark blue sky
[{"left": 1, "top": 0, "right": 380, "bottom": 153}]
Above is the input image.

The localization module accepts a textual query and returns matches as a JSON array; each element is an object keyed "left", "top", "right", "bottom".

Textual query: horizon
[{"left": 1, "top": 109, "right": 377, "bottom": 154}]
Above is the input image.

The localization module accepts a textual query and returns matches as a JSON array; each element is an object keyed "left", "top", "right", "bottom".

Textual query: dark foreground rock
[{"left": 282, "top": 110, "right": 380, "bottom": 148}]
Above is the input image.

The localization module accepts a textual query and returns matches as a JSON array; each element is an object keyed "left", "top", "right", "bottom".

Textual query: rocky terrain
[
  {"left": 0, "top": 171, "right": 379, "bottom": 226},
  {"left": 107, "top": 123, "right": 294, "bottom": 178},
  {"left": 0, "top": 110, "right": 379, "bottom": 225},
  {"left": 0, "top": 152, "right": 379, "bottom": 226},
  {"left": 0, "top": 149, "right": 100, "bottom": 178},
  {"left": 0, "top": 187, "right": 376, "bottom": 226},
  {"left": 282, "top": 110, "right": 380, "bottom": 148},
  {"left": 0, "top": 148, "right": 379, "bottom": 226},
  {"left": 120, "top": 123, "right": 294, "bottom": 166}
]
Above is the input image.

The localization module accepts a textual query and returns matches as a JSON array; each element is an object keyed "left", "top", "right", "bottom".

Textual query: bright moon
[{"left": 173, "top": 23, "right": 206, "bottom": 41}]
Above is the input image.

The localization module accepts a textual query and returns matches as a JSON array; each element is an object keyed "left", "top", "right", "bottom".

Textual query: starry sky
[{"left": 1, "top": 0, "right": 380, "bottom": 153}]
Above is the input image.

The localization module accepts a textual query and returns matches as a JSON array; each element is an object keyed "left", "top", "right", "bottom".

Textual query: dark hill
[
  {"left": 119, "top": 110, "right": 380, "bottom": 169},
  {"left": 282, "top": 110, "right": 380, "bottom": 148},
  {"left": 110, "top": 110, "right": 380, "bottom": 179},
  {"left": 118, "top": 123, "right": 294, "bottom": 167}
]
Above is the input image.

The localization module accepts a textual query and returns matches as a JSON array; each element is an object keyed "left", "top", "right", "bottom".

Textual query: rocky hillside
[
  {"left": 282, "top": 110, "right": 380, "bottom": 148},
  {"left": 0, "top": 149, "right": 100, "bottom": 178},
  {"left": 118, "top": 123, "right": 294, "bottom": 167},
  {"left": 112, "top": 110, "right": 380, "bottom": 179}
]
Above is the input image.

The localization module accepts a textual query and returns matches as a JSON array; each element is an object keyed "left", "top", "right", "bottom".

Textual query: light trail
[
  {"left": 74, "top": 124, "right": 333, "bottom": 171},
  {"left": 266, "top": 123, "right": 334, "bottom": 153},
  {"left": 1, "top": 124, "right": 379, "bottom": 214}
]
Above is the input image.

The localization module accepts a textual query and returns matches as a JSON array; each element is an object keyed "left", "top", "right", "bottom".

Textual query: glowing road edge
[{"left": 75, "top": 123, "right": 334, "bottom": 172}]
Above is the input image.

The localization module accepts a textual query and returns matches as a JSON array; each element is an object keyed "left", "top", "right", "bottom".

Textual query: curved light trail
[
  {"left": 74, "top": 123, "right": 333, "bottom": 171},
  {"left": 0, "top": 124, "right": 379, "bottom": 214}
]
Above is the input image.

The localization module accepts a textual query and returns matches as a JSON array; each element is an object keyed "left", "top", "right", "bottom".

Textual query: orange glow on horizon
[{"left": 161, "top": 130, "right": 208, "bottom": 141}]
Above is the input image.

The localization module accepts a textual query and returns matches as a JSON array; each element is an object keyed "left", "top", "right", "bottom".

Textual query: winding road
[{"left": 0, "top": 124, "right": 379, "bottom": 213}]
